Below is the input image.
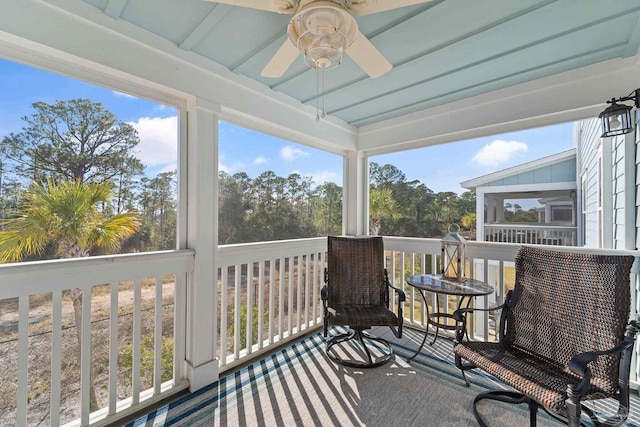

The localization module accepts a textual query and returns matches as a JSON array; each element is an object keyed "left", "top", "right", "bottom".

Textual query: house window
[{"left": 550, "top": 205, "right": 572, "bottom": 223}]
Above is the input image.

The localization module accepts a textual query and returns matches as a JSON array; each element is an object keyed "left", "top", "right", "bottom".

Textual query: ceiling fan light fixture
[
  {"left": 288, "top": 2, "right": 358, "bottom": 71},
  {"left": 299, "top": 29, "right": 347, "bottom": 69}
]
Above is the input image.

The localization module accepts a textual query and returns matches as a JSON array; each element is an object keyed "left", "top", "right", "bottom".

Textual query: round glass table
[{"left": 405, "top": 274, "right": 494, "bottom": 361}]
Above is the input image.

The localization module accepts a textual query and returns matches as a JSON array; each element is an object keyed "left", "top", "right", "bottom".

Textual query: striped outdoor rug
[{"left": 124, "top": 331, "right": 640, "bottom": 427}]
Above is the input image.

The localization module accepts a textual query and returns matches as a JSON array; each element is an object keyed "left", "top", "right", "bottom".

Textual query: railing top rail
[
  {"left": 382, "top": 236, "right": 639, "bottom": 261},
  {"left": 217, "top": 237, "right": 327, "bottom": 266},
  {"left": 484, "top": 224, "right": 577, "bottom": 230},
  {"left": 0, "top": 250, "right": 195, "bottom": 298}
]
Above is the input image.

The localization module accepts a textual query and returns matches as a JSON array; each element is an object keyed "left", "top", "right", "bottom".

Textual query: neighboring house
[
  {"left": 461, "top": 149, "right": 578, "bottom": 246},
  {"left": 575, "top": 117, "right": 637, "bottom": 250},
  {"left": 464, "top": 114, "right": 639, "bottom": 251}
]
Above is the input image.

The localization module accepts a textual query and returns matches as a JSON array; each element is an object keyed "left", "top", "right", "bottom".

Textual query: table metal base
[{"left": 406, "top": 292, "right": 472, "bottom": 362}]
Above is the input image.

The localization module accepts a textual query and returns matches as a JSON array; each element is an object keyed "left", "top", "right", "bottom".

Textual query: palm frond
[{"left": 89, "top": 210, "right": 140, "bottom": 252}]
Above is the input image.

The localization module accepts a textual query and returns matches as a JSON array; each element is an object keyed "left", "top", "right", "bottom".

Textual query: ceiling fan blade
[
  {"left": 204, "top": 0, "right": 296, "bottom": 14},
  {"left": 349, "top": 0, "right": 434, "bottom": 16},
  {"left": 347, "top": 31, "right": 392, "bottom": 79},
  {"left": 261, "top": 40, "right": 300, "bottom": 78}
]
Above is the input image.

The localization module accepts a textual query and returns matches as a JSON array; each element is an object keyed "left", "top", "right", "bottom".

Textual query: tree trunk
[
  {"left": 369, "top": 218, "right": 381, "bottom": 236},
  {"left": 65, "top": 240, "right": 100, "bottom": 413}
]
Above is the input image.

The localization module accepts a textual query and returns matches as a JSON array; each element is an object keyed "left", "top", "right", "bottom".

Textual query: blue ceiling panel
[
  {"left": 119, "top": 0, "right": 217, "bottom": 44},
  {"left": 318, "top": 6, "right": 640, "bottom": 122},
  {"left": 81, "top": 0, "right": 640, "bottom": 127},
  {"left": 338, "top": 30, "right": 631, "bottom": 125},
  {"left": 192, "top": 7, "right": 289, "bottom": 68}
]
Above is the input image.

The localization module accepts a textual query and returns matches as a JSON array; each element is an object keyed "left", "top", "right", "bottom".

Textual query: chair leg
[
  {"left": 473, "top": 391, "right": 537, "bottom": 427},
  {"left": 325, "top": 328, "right": 393, "bottom": 368},
  {"left": 565, "top": 397, "right": 581, "bottom": 427}
]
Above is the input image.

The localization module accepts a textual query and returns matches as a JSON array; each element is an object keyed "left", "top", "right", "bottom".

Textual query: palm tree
[
  {"left": 0, "top": 179, "right": 140, "bottom": 411},
  {"left": 369, "top": 187, "right": 401, "bottom": 235}
]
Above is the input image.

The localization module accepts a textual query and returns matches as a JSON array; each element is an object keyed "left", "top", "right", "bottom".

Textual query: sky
[
  {"left": 0, "top": 57, "right": 576, "bottom": 193},
  {"left": 0, "top": 58, "right": 178, "bottom": 178}
]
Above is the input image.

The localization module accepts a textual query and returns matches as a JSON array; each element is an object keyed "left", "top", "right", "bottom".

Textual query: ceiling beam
[
  {"left": 230, "top": 32, "right": 284, "bottom": 72},
  {"left": 179, "top": 4, "right": 233, "bottom": 51},
  {"left": 357, "top": 54, "right": 640, "bottom": 155},
  {"left": 104, "top": 0, "right": 128, "bottom": 19},
  {"left": 623, "top": 13, "right": 640, "bottom": 57}
]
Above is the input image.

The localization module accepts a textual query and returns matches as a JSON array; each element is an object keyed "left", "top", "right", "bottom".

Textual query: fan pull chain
[
  {"left": 315, "top": 67, "right": 327, "bottom": 122},
  {"left": 316, "top": 67, "right": 320, "bottom": 121},
  {"left": 321, "top": 67, "right": 326, "bottom": 119}
]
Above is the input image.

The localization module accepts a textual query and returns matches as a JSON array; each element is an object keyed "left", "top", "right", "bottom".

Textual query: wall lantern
[
  {"left": 441, "top": 224, "right": 466, "bottom": 282},
  {"left": 599, "top": 89, "right": 640, "bottom": 138}
]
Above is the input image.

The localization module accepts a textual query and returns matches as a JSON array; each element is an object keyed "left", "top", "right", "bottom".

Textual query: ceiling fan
[{"left": 206, "top": 0, "right": 434, "bottom": 79}]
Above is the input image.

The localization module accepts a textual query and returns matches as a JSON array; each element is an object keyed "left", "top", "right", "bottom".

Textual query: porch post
[
  {"left": 476, "top": 190, "right": 485, "bottom": 242},
  {"left": 185, "top": 97, "right": 220, "bottom": 391},
  {"left": 344, "top": 150, "right": 367, "bottom": 235}
]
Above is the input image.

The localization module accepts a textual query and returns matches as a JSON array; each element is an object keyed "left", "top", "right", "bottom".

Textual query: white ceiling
[{"left": 79, "top": 0, "right": 640, "bottom": 127}]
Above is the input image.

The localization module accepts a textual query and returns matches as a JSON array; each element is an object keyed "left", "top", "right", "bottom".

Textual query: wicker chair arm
[
  {"left": 453, "top": 302, "right": 507, "bottom": 343},
  {"left": 387, "top": 282, "right": 406, "bottom": 302},
  {"left": 568, "top": 342, "right": 633, "bottom": 378},
  {"left": 453, "top": 303, "right": 505, "bottom": 322},
  {"left": 569, "top": 320, "right": 640, "bottom": 378}
]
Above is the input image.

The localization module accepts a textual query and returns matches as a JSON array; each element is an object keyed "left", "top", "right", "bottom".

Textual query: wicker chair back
[
  {"left": 326, "top": 236, "right": 386, "bottom": 306},
  {"left": 507, "top": 246, "right": 634, "bottom": 394}
]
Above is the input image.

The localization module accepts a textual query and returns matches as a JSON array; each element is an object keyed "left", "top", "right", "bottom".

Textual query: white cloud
[
  {"left": 280, "top": 145, "right": 310, "bottom": 161},
  {"left": 308, "top": 170, "right": 340, "bottom": 186},
  {"left": 218, "top": 154, "right": 247, "bottom": 175},
  {"left": 130, "top": 116, "right": 178, "bottom": 167},
  {"left": 471, "top": 139, "right": 528, "bottom": 169},
  {"left": 219, "top": 161, "right": 232, "bottom": 174},
  {"left": 253, "top": 156, "right": 268, "bottom": 165}
]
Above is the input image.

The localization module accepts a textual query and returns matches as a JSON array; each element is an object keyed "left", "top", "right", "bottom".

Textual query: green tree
[
  {"left": 369, "top": 187, "right": 402, "bottom": 235},
  {"left": 460, "top": 213, "right": 476, "bottom": 231},
  {"left": 218, "top": 172, "right": 251, "bottom": 244},
  {"left": 121, "top": 335, "right": 174, "bottom": 387},
  {"left": 0, "top": 99, "right": 143, "bottom": 184},
  {"left": 370, "top": 163, "right": 406, "bottom": 188},
  {"left": 136, "top": 171, "right": 176, "bottom": 250},
  {"left": 312, "top": 182, "right": 342, "bottom": 236},
  {"left": 227, "top": 305, "right": 269, "bottom": 351},
  {"left": 0, "top": 179, "right": 140, "bottom": 411}
]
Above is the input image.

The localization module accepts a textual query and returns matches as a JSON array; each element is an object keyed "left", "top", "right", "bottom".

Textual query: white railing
[
  {"left": 3, "top": 238, "right": 640, "bottom": 427},
  {"left": 216, "top": 237, "right": 640, "bottom": 379},
  {"left": 216, "top": 238, "right": 327, "bottom": 371},
  {"left": 214, "top": 237, "right": 525, "bottom": 370},
  {"left": 484, "top": 224, "right": 577, "bottom": 246},
  {"left": 0, "top": 250, "right": 194, "bottom": 427}
]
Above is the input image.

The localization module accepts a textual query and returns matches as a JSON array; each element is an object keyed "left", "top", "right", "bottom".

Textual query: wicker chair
[
  {"left": 322, "top": 235, "right": 406, "bottom": 368},
  {"left": 453, "top": 246, "right": 639, "bottom": 427}
]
